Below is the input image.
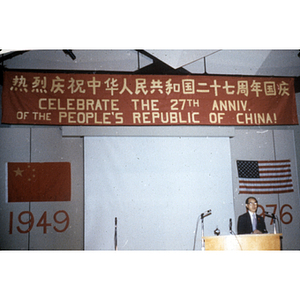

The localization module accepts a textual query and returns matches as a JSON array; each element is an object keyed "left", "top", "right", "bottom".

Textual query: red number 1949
[{"left": 9, "top": 210, "right": 69, "bottom": 234}]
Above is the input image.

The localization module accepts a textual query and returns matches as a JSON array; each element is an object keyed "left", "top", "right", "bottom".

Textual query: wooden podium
[{"left": 204, "top": 234, "right": 282, "bottom": 250}]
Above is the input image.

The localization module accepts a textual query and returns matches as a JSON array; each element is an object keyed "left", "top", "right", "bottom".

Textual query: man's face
[{"left": 246, "top": 198, "right": 258, "bottom": 213}]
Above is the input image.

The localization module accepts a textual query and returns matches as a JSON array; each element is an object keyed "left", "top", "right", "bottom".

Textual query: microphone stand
[
  {"left": 272, "top": 215, "right": 277, "bottom": 234},
  {"left": 265, "top": 213, "right": 277, "bottom": 234},
  {"left": 114, "top": 217, "right": 117, "bottom": 250},
  {"left": 201, "top": 214, "right": 205, "bottom": 251},
  {"left": 193, "top": 210, "right": 211, "bottom": 251},
  {"left": 229, "top": 218, "right": 232, "bottom": 235}
]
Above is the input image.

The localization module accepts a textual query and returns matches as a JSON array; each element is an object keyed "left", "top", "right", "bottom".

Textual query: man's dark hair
[{"left": 245, "top": 197, "right": 258, "bottom": 204}]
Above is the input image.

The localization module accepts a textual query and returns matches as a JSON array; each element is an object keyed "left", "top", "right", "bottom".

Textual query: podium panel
[{"left": 204, "top": 234, "right": 282, "bottom": 250}]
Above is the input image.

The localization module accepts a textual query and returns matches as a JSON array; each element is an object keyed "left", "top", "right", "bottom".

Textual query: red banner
[
  {"left": 7, "top": 162, "right": 71, "bottom": 202},
  {"left": 1, "top": 70, "right": 298, "bottom": 126}
]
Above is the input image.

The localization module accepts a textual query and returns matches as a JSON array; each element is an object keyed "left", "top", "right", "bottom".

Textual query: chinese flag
[{"left": 7, "top": 162, "right": 71, "bottom": 202}]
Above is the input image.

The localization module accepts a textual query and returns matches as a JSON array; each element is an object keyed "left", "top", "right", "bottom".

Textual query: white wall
[
  {"left": 84, "top": 136, "right": 234, "bottom": 250},
  {"left": 0, "top": 128, "right": 30, "bottom": 249}
]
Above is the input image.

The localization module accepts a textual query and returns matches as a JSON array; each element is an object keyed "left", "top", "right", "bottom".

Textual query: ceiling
[
  {"left": 143, "top": 49, "right": 300, "bottom": 77},
  {"left": 1, "top": 49, "right": 300, "bottom": 81}
]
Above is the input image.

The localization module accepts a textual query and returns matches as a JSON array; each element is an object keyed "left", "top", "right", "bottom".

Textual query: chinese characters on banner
[{"left": 1, "top": 71, "right": 298, "bottom": 126}]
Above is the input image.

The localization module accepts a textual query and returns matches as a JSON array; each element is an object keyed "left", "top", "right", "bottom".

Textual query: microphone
[
  {"left": 229, "top": 218, "right": 232, "bottom": 234},
  {"left": 214, "top": 227, "right": 220, "bottom": 236},
  {"left": 201, "top": 209, "right": 212, "bottom": 218},
  {"left": 265, "top": 212, "right": 277, "bottom": 234},
  {"left": 265, "top": 211, "right": 276, "bottom": 218}
]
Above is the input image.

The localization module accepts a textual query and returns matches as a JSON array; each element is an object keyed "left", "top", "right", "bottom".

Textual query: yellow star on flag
[{"left": 13, "top": 167, "right": 24, "bottom": 177}]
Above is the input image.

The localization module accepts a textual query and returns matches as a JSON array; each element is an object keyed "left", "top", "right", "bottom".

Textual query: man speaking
[{"left": 237, "top": 197, "right": 267, "bottom": 234}]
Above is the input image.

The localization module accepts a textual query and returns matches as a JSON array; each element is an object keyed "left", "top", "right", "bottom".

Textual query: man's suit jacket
[{"left": 237, "top": 212, "right": 267, "bottom": 234}]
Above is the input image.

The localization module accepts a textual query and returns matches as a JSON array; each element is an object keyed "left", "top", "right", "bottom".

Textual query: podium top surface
[
  {"left": 204, "top": 233, "right": 282, "bottom": 250},
  {"left": 204, "top": 233, "right": 282, "bottom": 239}
]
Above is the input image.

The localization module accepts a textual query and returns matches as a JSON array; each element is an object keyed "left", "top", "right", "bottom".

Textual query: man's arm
[{"left": 237, "top": 215, "right": 246, "bottom": 234}]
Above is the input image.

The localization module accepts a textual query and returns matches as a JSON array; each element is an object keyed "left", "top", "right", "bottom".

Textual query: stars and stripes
[{"left": 237, "top": 159, "right": 293, "bottom": 194}]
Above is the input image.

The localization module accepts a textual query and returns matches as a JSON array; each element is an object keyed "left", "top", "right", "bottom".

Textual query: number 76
[{"left": 257, "top": 204, "right": 293, "bottom": 225}]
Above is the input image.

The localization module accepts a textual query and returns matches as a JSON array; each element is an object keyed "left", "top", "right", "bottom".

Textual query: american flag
[{"left": 237, "top": 160, "right": 294, "bottom": 194}]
